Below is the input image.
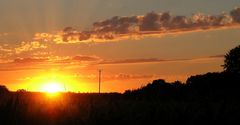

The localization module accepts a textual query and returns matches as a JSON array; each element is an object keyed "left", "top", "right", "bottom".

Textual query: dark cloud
[
  {"left": 140, "top": 12, "right": 161, "bottom": 31},
  {"left": 93, "top": 16, "right": 139, "bottom": 34},
  {"left": 230, "top": 7, "right": 240, "bottom": 22},
  {"left": 60, "top": 7, "right": 240, "bottom": 43}
]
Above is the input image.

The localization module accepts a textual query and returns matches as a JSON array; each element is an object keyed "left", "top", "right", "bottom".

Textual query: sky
[{"left": 0, "top": 0, "right": 240, "bottom": 93}]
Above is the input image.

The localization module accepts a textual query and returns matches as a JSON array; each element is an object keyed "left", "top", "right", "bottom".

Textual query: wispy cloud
[
  {"left": 13, "top": 57, "right": 48, "bottom": 64},
  {"left": 208, "top": 54, "right": 225, "bottom": 58},
  {"left": 72, "top": 55, "right": 101, "bottom": 62},
  {"left": 0, "top": 45, "right": 12, "bottom": 53},
  {"left": 0, "top": 33, "right": 8, "bottom": 37},
  {"left": 0, "top": 55, "right": 101, "bottom": 71},
  {"left": 11, "top": 55, "right": 101, "bottom": 64},
  {"left": 110, "top": 73, "right": 155, "bottom": 80},
  {"left": 100, "top": 58, "right": 167, "bottom": 65},
  {"left": 99, "top": 55, "right": 224, "bottom": 65},
  {"left": 72, "top": 73, "right": 156, "bottom": 81},
  {"left": 0, "top": 54, "right": 224, "bottom": 71}
]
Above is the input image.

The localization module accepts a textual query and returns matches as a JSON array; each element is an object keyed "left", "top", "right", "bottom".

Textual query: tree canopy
[
  {"left": 0, "top": 85, "right": 9, "bottom": 94},
  {"left": 223, "top": 45, "right": 240, "bottom": 73}
]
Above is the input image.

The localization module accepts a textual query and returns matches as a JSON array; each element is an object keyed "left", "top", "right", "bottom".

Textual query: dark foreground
[{"left": 1, "top": 72, "right": 240, "bottom": 125}]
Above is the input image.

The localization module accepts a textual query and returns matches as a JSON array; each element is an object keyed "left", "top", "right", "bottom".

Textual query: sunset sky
[{"left": 0, "top": 0, "right": 240, "bottom": 93}]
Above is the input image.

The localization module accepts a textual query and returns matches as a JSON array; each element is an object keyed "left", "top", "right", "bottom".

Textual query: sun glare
[
  {"left": 23, "top": 72, "right": 91, "bottom": 93},
  {"left": 41, "top": 81, "right": 65, "bottom": 93}
]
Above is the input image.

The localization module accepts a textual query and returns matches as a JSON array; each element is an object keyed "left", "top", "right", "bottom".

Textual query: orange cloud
[
  {"left": 72, "top": 73, "right": 156, "bottom": 81},
  {"left": 111, "top": 73, "right": 155, "bottom": 80},
  {"left": 0, "top": 54, "right": 224, "bottom": 71},
  {"left": 13, "top": 58, "right": 48, "bottom": 64},
  {"left": 72, "top": 55, "right": 100, "bottom": 62},
  {"left": 100, "top": 58, "right": 166, "bottom": 65},
  {"left": 0, "top": 45, "right": 12, "bottom": 53},
  {"left": 53, "top": 55, "right": 101, "bottom": 64},
  {"left": 33, "top": 33, "right": 54, "bottom": 42},
  {"left": 99, "top": 55, "right": 224, "bottom": 65},
  {"left": 0, "top": 55, "right": 102, "bottom": 71},
  {"left": 0, "top": 33, "right": 8, "bottom": 37},
  {"left": 14, "top": 41, "right": 47, "bottom": 54}
]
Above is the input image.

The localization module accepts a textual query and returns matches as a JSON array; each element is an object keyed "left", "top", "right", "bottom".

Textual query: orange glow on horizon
[{"left": 18, "top": 72, "right": 94, "bottom": 93}]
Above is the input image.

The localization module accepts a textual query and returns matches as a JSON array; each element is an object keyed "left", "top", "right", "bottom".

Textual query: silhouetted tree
[
  {"left": 223, "top": 45, "right": 240, "bottom": 73},
  {"left": 0, "top": 85, "right": 9, "bottom": 94},
  {"left": 17, "top": 89, "right": 27, "bottom": 93}
]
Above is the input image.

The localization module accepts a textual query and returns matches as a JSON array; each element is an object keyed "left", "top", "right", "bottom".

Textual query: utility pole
[{"left": 98, "top": 69, "right": 102, "bottom": 94}]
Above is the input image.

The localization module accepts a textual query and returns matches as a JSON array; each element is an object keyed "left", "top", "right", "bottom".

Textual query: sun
[
  {"left": 24, "top": 72, "right": 90, "bottom": 93},
  {"left": 41, "top": 81, "right": 65, "bottom": 93}
]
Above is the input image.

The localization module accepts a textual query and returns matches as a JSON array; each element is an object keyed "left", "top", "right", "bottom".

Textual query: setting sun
[
  {"left": 41, "top": 82, "right": 65, "bottom": 93},
  {"left": 19, "top": 72, "right": 92, "bottom": 93}
]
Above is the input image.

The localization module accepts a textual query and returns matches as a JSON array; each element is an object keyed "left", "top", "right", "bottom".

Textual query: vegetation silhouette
[
  {"left": 0, "top": 45, "right": 240, "bottom": 125},
  {"left": 0, "top": 85, "right": 9, "bottom": 94},
  {"left": 223, "top": 45, "right": 240, "bottom": 73}
]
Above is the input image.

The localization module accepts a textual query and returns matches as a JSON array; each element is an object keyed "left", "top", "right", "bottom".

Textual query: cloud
[
  {"left": 11, "top": 55, "right": 101, "bottom": 64},
  {"left": 0, "top": 45, "right": 14, "bottom": 59},
  {"left": 0, "top": 57, "right": 49, "bottom": 71},
  {"left": 57, "top": 7, "right": 240, "bottom": 43},
  {"left": 72, "top": 73, "right": 155, "bottom": 81},
  {"left": 0, "top": 54, "right": 102, "bottom": 71},
  {"left": 0, "top": 45, "right": 12, "bottom": 53},
  {"left": 0, "top": 67, "right": 42, "bottom": 71},
  {"left": 99, "top": 58, "right": 166, "bottom": 65},
  {"left": 99, "top": 55, "right": 224, "bottom": 65},
  {"left": 72, "top": 55, "right": 100, "bottom": 62},
  {"left": 0, "top": 54, "right": 224, "bottom": 71},
  {"left": 208, "top": 54, "right": 225, "bottom": 58},
  {"left": 14, "top": 41, "right": 48, "bottom": 54},
  {"left": 0, "top": 33, "right": 8, "bottom": 37},
  {"left": 33, "top": 33, "right": 54, "bottom": 42},
  {"left": 111, "top": 73, "right": 155, "bottom": 80},
  {"left": 230, "top": 7, "right": 240, "bottom": 22},
  {"left": 13, "top": 58, "right": 47, "bottom": 64},
  {"left": 0, "top": 38, "right": 49, "bottom": 59},
  {"left": 54, "top": 55, "right": 101, "bottom": 64}
]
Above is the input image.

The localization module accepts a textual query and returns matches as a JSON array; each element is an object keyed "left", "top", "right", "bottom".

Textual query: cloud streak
[
  {"left": 72, "top": 73, "right": 155, "bottom": 81},
  {"left": 0, "top": 33, "right": 8, "bottom": 37},
  {"left": 0, "top": 54, "right": 224, "bottom": 71},
  {"left": 99, "top": 55, "right": 224, "bottom": 65},
  {"left": 56, "top": 7, "right": 240, "bottom": 43},
  {"left": 0, "top": 55, "right": 101, "bottom": 71}
]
